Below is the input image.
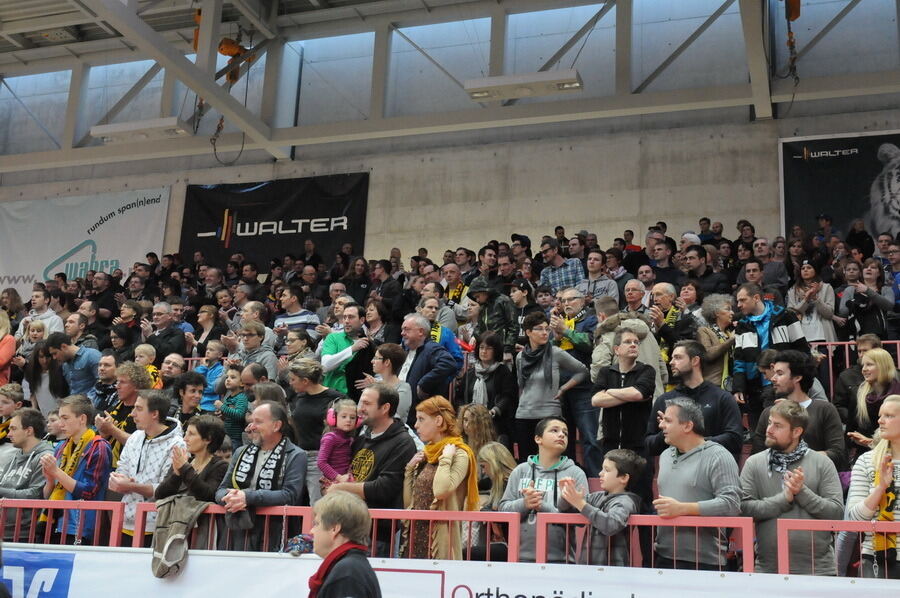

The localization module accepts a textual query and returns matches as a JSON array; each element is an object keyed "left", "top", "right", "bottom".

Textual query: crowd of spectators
[{"left": 0, "top": 216, "right": 898, "bottom": 578}]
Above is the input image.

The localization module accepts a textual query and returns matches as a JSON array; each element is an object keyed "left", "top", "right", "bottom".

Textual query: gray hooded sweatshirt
[
  {"left": 655, "top": 440, "right": 741, "bottom": 567},
  {"left": 576, "top": 490, "right": 642, "bottom": 566},
  {"left": 0, "top": 440, "right": 55, "bottom": 540},
  {"left": 499, "top": 455, "right": 587, "bottom": 563}
]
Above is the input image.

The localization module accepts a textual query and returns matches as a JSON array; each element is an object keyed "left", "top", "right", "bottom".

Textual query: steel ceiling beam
[
  {"left": 615, "top": 0, "right": 631, "bottom": 95},
  {"left": 81, "top": 0, "right": 288, "bottom": 160},
  {"left": 76, "top": 62, "right": 164, "bottom": 147},
  {"left": 791, "top": 0, "right": 863, "bottom": 66},
  {"left": 738, "top": 0, "right": 772, "bottom": 119},
  {"left": 230, "top": 0, "right": 279, "bottom": 39},
  {"left": 634, "top": 0, "right": 736, "bottom": 94},
  {"left": 0, "top": 83, "right": 753, "bottom": 173},
  {"left": 0, "top": 33, "right": 35, "bottom": 50},
  {"left": 67, "top": 0, "right": 118, "bottom": 36}
]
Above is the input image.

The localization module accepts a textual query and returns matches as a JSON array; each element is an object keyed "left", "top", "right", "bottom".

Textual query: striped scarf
[{"left": 873, "top": 460, "right": 897, "bottom": 552}]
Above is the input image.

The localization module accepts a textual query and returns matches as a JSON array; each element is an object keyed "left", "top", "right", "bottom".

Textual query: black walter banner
[
  {"left": 180, "top": 173, "right": 369, "bottom": 267},
  {"left": 780, "top": 130, "right": 900, "bottom": 238}
]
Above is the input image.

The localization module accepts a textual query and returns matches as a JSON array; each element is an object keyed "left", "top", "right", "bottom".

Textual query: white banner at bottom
[{"left": 2, "top": 543, "right": 894, "bottom": 598}]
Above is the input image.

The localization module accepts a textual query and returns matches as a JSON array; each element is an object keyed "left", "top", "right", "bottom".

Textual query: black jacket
[
  {"left": 318, "top": 549, "right": 382, "bottom": 598},
  {"left": 351, "top": 418, "right": 417, "bottom": 540},
  {"left": 832, "top": 364, "right": 863, "bottom": 424},
  {"left": 593, "top": 362, "right": 656, "bottom": 450},
  {"left": 457, "top": 363, "right": 518, "bottom": 433},
  {"left": 404, "top": 340, "right": 459, "bottom": 425},
  {"left": 693, "top": 268, "right": 731, "bottom": 295},
  {"left": 645, "top": 381, "right": 743, "bottom": 459},
  {"left": 146, "top": 326, "right": 187, "bottom": 366}
]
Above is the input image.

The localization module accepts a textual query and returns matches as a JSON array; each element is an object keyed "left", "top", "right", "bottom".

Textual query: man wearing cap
[{"left": 815, "top": 214, "right": 841, "bottom": 239}]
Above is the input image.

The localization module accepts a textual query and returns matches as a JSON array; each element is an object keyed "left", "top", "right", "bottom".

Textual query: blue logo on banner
[{"left": 2, "top": 550, "right": 75, "bottom": 597}]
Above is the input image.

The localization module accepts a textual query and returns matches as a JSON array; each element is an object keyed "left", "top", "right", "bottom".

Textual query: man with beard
[
  {"left": 740, "top": 400, "right": 843, "bottom": 574},
  {"left": 645, "top": 340, "right": 743, "bottom": 460},
  {"left": 216, "top": 401, "right": 306, "bottom": 550},
  {"left": 327, "top": 384, "right": 416, "bottom": 557},
  {"left": 750, "top": 350, "right": 846, "bottom": 471}
]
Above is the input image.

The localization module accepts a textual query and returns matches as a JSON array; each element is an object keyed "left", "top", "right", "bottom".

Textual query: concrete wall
[{"left": 2, "top": 102, "right": 900, "bottom": 263}]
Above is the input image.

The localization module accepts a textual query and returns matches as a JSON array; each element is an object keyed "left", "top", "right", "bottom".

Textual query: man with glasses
[
  {"left": 235, "top": 321, "right": 278, "bottom": 380},
  {"left": 538, "top": 239, "right": 584, "bottom": 294},
  {"left": 138, "top": 302, "right": 186, "bottom": 367},
  {"left": 551, "top": 288, "right": 601, "bottom": 475}
]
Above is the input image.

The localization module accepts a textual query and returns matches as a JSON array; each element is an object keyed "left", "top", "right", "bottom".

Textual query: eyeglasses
[{"left": 239, "top": 332, "right": 257, "bottom": 338}]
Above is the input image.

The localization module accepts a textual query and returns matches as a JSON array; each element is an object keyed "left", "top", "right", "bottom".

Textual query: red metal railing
[
  {"left": 534, "top": 513, "right": 755, "bottom": 572},
  {"left": 133, "top": 504, "right": 520, "bottom": 561},
  {"left": 776, "top": 518, "right": 900, "bottom": 575},
  {"left": 0, "top": 498, "right": 125, "bottom": 547}
]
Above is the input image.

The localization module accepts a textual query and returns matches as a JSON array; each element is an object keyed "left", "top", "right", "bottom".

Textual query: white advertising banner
[
  {"left": 0, "top": 188, "right": 170, "bottom": 297},
  {"left": 2, "top": 544, "right": 893, "bottom": 598}
]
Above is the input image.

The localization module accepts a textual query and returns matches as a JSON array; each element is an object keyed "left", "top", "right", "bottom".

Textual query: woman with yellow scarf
[
  {"left": 847, "top": 394, "right": 900, "bottom": 578},
  {"left": 402, "top": 396, "right": 478, "bottom": 560}
]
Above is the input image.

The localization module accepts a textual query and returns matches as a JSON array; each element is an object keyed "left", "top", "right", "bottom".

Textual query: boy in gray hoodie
[
  {"left": 499, "top": 417, "right": 587, "bottom": 563},
  {"left": 559, "top": 448, "right": 645, "bottom": 566},
  {"left": 0, "top": 408, "right": 54, "bottom": 540}
]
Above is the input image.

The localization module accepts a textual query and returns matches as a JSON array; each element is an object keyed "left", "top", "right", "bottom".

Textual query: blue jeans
[{"left": 564, "top": 385, "right": 603, "bottom": 477}]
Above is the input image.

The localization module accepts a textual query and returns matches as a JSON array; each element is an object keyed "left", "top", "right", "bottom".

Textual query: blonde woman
[
  {"left": 403, "top": 396, "right": 479, "bottom": 560},
  {"left": 459, "top": 404, "right": 498, "bottom": 467},
  {"left": 846, "top": 394, "right": 900, "bottom": 578},
  {"left": 470, "top": 442, "right": 518, "bottom": 561},
  {"left": 848, "top": 348, "right": 900, "bottom": 450}
]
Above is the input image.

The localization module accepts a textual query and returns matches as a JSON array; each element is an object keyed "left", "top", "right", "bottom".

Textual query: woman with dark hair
[
  {"left": 113, "top": 299, "right": 143, "bottom": 345},
  {"left": 786, "top": 237, "right": 807, "bottom": 285},
  {"left": 341, "top": 257, "right": 371, "bottom": 305},
  {"left": 20, "top": 341, "right": 69, "bottom": 417},
  {"left": 185, "top": 304, "right": 228, "bottom": 357},
  {"left": 328, "top": 253, "right": 347, "bottom": 284},
  {"left": 109, "top": 323, "right": 137, "bottom": 362},
  {"left": 787, "top": 260, "right": 837, "bottom": 345},
  {"left": 48, "top": 289, "right": 74, "bottom": 322},
  {"left": 1, "top": 288, "right": 27, "bottom": 336},
  {"left": 155, "top": 414, "right": 228, "bottom": 501},
  {"left": 842, "top": 258, "right": 895, "bottom": 340},
  {"left": 159, "top": 279, "right": 183, "bottom": 301},
  {"left": 363, "top": 298, "right": 395, "bottom": 346},
  {"left": 514, "top": 312, "right": 588, "bottom": 462},
  {"left": 509, "top": 279, "right": 541, "bottom": 346},
  {"left": 354, "top": 342, "right": 413, "bottom": 423},
  {"left": 676, "top": 279, "right": 705, "bottom": 326},
  {"left": 727, "top": 241, "right": 754, "bottom": 285},
  {"left": 457, "top": 332, "right": 517, "bottom": 448}
]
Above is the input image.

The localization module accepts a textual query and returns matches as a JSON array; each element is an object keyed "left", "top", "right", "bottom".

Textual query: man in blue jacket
[{"left": 399, "top": 314, "right": 458, "bottom": 426}]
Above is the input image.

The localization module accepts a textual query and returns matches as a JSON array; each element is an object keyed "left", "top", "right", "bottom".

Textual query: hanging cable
[
  {"left": 211, "top": 31, "right": 253, "bottom": 166},
  {"left": 777, "top": 5, "right": 800, "bottom": 116}
]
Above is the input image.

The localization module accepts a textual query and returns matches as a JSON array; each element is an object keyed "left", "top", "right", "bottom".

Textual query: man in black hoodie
[
  {"left": 645, "top": 340, "right": 743, "bottom": 460},
  {"left": 328, "top": 383, "right": 416, "bottom": 557}
]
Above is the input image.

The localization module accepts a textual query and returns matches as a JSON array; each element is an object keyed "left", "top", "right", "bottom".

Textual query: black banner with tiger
[{"left": 780, "top": 131, "right": 900, "bottom": 239}]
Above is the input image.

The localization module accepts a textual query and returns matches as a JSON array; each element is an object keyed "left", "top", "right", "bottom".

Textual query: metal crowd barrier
[
  {"left": 534, "top": 512, "right": 755, "bottom": 572},
  {"left": 776, "top": 518, "right": 900, "bottom": 576},
  {"left": 0, "top": 498, "right": 126, "bottom": 547}
]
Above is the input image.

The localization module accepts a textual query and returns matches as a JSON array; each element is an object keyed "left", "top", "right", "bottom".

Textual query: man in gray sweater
[
  {"left": 740, "top": 400, "right": 843, "bottom": 574},
  {"left": 0, "top": 408, "right": 55, "bottom": 540},
  {"left": 653, "top": 397, "right": 741, "bottom": 570}
]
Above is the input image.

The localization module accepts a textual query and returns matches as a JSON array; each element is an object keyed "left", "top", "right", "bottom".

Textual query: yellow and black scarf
[
  {"left": 40, "top": 429, "right": 96, "bottom": 522},
  {"left": 106, "top": 400, "right": 135, "bottom": 468},
  {"left": 873, "top": 461, "right": 897, "bottom": 552},
  {"left": 0, "top": 418, "right": 10, "bottom": 443}
]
